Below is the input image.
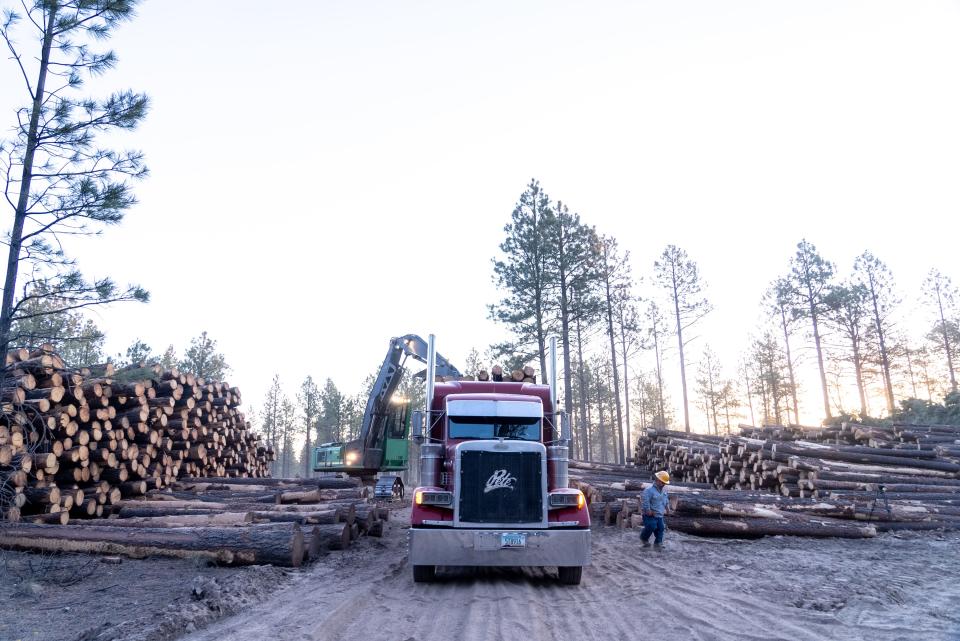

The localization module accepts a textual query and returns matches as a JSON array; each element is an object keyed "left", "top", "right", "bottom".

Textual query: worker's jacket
[{"left": 641, "top": 484, "right": 669, "bottom": 517}]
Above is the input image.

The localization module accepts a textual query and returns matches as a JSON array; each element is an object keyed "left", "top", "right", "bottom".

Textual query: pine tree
[
  {"left": 490, "top": 179, "right": 557, "bottom": 376},
  {"left": 298, "top": 376, "right": 321, "bottom": 477},
  {"left": 853, "top": 251, "right": 900, "bottom": 412},
  {"left": 764, "top": 278, "right": 800, "bottom": 424},
  {"left": 922, "top": 269, "right": 958, "bottom": 391},
  {"left": 654, "top": 245, "right": 712, "bottom": 432},
  {"left": 179, "top": 331, "right": 229, "bottom": 380},
  {"left": 318, "top": 378, "right": 344, "bottom": 443},
  {"left": 0, "top": 1, "right": 150, "bottom": 351},
  {"left": 825, "top": 282, "right": 874, "bottom": 417},
  {"left": 787, "top": 240, "right": 835, "bottom": 419}
]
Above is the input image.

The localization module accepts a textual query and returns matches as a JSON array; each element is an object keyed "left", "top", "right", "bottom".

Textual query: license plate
[{"left": 500, "top": 532, "right": 526, "bottom": 548}]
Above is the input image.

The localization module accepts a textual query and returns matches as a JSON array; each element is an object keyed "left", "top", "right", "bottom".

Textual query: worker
[{"left": 640, "top": 470, "right": 670, "bottom": 548}]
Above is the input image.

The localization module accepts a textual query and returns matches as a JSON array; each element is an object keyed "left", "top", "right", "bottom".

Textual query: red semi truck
[{"left": 409, "top": 336, "right": 591, "bottom": 585}]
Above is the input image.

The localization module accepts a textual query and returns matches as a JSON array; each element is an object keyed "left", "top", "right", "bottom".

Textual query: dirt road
[{"left": 178, "top": 512, "right": 960, "bottom": 641}]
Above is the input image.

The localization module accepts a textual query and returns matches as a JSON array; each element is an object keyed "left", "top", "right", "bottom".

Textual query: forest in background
[{"left": 486, "top": 179, "right": 960, "bottom": 464}]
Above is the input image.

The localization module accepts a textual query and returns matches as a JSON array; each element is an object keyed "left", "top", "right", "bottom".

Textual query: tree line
[{"left": 489, "top": 179, "right": 960, "bottom": 463}]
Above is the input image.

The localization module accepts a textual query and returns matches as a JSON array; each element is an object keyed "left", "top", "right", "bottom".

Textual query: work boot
[
  {"left": 653, "top": 542, "right": 664, "bottom": 551},
  {"left": 641, "top": 540, "right": 651, "bottom": 548}
]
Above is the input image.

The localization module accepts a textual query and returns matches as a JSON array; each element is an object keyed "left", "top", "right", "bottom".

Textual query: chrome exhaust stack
[{"left": 546, "top": 335, "right": 569, "bottom": 488}]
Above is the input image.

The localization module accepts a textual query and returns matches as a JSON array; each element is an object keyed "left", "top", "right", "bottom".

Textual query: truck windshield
[{"left": 448, "top": 416, "right": 541, "bottom": 441}]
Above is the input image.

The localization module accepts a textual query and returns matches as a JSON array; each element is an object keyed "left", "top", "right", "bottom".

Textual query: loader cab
[{"left": 312, "top": 397, "right": 411, "bottom": 473}]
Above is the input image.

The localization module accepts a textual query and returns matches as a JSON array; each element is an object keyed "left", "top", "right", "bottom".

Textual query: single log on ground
[
  {"left": 306, "top": 523, "right": 351, "bottom": 556},
  {"left": 670, "top": 496, "right": 790, "bottom": 519},
  {"left": 276, "top": 487, "right": 366, "bottom": 503},
  {"left": 0, "top": 522, "right": 305, "bottom": 567},
  {"left": 249, "top": 510, "right": 340, "bottom": 525},
  {"left": 870, "top": 519, "right": 960, "bottom": 532},
  {"left": 75, "top": 512, "right": 254, "bottom": 528},
  {"left": 664, "top": 514, "right": 877, "bottom": 539},
  {"left": 191, "top": 476, "right": 361, "bottom": 489}
]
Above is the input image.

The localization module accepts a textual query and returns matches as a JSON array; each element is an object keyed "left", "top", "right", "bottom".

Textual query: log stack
[
  {"left": 619, "top": 422, "right": 960, "bottom": 537},
  {"left": 0, "top": 475, "right": 388, "bottom": 566},
  {"left": 0, "top": 346, "right": 274, "bottom": 526}
]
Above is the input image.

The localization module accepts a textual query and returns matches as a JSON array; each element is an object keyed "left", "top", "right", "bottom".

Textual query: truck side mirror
[{"left": 411, "top": 410, "right": 425, "bottom": 442}]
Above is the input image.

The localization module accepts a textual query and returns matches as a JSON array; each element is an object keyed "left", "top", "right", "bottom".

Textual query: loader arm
[{"left": 352, "top": 335, "right": 460, "bottom": 470}]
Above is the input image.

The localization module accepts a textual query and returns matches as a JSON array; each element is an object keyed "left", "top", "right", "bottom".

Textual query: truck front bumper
[{"left": 409, "top": 527, "right": 591, "bottom": 567}]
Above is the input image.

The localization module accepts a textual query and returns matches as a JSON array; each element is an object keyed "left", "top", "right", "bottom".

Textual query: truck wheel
[
  {"left": 413, "top": 565, "right": 436, "bottom": 583},
  {"left": 558, "top": 566, "right": 583, "bottom": 585}
]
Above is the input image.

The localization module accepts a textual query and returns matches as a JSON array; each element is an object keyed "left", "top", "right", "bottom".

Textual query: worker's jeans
[{"left": 640, "top": 515, "right": 665, "bottom": 545}]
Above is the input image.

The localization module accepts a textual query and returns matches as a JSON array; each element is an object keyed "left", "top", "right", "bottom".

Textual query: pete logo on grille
[{"left": 484, "top": 469, "right": 517, "bottom": 493}]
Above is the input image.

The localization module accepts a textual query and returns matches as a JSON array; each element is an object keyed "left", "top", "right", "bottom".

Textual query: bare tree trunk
[
  {"left": 707, "top": 363, "right": 719, "bottom": 434},
  {"left": 852, "top": 340, "right": 867, "bottom": 416},
  {"left": 779, "top": 304, "right": 800, "bottom": 424},
  {"left": 807, "top": 281, "right": 832, "bottom": 418},
  {"left": 638, "top": 381, "right": 647, "bottom": 433},
  {"left": 0, "top": 7, "right": 58, "bottom": 352},
  {"left": 575, "top": 313, "right": 590, "bottom": 460},
  {"left": 618, "top": 308, "right": 632, "bottom": 460},
  {"left": 671, "top": 264, "right": 691, "bottom": 432},
  {"left": 597, "top": 372, "right": 608, "bottom": 463},
  {"left": 935, "top": 289, "right": 958, "bottom": 390},
  {"left": 653, "top": 324, "right": 666, "bottom": 426},
  {"left": 743, "top": 364, "right": 756, "bottom": 426},
  {"left": 906, "top": 348, "right": 918, "bottom": 398},
  {"left": 600, "top": 243, "right": 625, "bottom": 462},
  {"left": 867, "top": 275, "right": 895, "bottom": 412}
]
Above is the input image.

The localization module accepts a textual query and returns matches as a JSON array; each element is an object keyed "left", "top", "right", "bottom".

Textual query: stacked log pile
[
  {"left": 623, "top": 423, "right": 960, "bottom": 537},
  {"left": 0, "top": 476, "right": 388, "bottom": 566},
  {"left": 0, "top": 346, "right": 274, "bottom": 526}
]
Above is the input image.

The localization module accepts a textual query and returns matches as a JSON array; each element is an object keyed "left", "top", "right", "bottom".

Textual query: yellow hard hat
[{"left": 655, "top": 471, "right": 670, "bottom": 484}]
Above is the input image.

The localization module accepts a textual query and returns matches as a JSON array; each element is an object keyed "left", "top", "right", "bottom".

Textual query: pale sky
[{"left": 1, "top": 1, "right": 958, "bottom": 429}]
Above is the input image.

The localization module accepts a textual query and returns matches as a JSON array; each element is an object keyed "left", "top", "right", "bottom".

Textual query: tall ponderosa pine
[
  {"left": 922, "top": 269, "right": 958, "bottom": 391},
  {"left": 764, "top": 278, "right": 800, "bottom": 424},
  {"left": 825, "top": 283, "right": 874, "bottom": 416},
  {"left": 853, "top": 252, "right": 899, "bottom": 412},
  {"left": 261, "top": 375, "right": 284, "bottom": 474},
  {"left": 599, "top": 237, "right": 629, "bottom": 462},
  {"left": 490, "top": 179, "right": 556, "bottom": 376},
  {"left": 788, "top": 240, "right": 835, "bottom": 420},
  {"left": 654, "top": 245, "right": 712, "bottom": 432},
  {"left": 570, "top": 280, "right": 603, "bottom": 460},
  {"left": 613, "top": 279, "right": 642, "bottom": 456},
  {"left": 644, "top": 301, "right": 669, "bottom": 427},
  {"left": 298, "top": 376, "right": 321, "bottom": 477},
  {"left": 752, "top": 332, "right": 791, "bottom": 425},
  {"left": 0, "top": 1, "right": 150, "bottom": 352},
  {"left": 319, "top": 378, "right": 346, "bottom": 443},
  {"left": 546, "top": 201, "right": 600, "bottom": 452},
  {"left": 696, "top": 346, "right": 722, "bottom": 434}
]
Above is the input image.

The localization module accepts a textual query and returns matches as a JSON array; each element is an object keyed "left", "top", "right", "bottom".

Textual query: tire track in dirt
[{"left": 179, "top": 520, "right": 960, "bottom": 641}]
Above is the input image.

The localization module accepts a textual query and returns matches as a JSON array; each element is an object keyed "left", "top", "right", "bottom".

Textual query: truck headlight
[
  {"left": 549, "top": 491, "right": 585, "bottom": 509},
  {"left": 415, "top": 490, "right": 453, "bottom": 506},
  {"left": 345, "top": 451, "right": 358, "bottom": 464}
]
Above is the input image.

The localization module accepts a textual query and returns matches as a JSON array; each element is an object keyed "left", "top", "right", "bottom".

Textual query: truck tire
[
  {"left": 558, "top": 566, "right": 583, "bottom": 585},
  {"left": 413, "top": 565, "right": 436, "bottom": 583}
]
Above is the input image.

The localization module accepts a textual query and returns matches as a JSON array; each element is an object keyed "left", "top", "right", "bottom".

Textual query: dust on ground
[
  {"left": 4, "top": 511, "right": 960, "bottom": 641},
  {"left": 0, "top": 550, "right": 289, "bottom": 641}
]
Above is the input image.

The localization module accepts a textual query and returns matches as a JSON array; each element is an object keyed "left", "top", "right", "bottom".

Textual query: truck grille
[{"left": 458, "top": 450, "right": 542, "bottom": 524}]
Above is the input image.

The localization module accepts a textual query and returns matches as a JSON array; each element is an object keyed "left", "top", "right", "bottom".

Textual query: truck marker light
[
  {"left": 578, "top": 491, "right": 585, "bottom": 509},
  {"left": 415, "top": 490, "right": 423, "bottom": 505}
]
